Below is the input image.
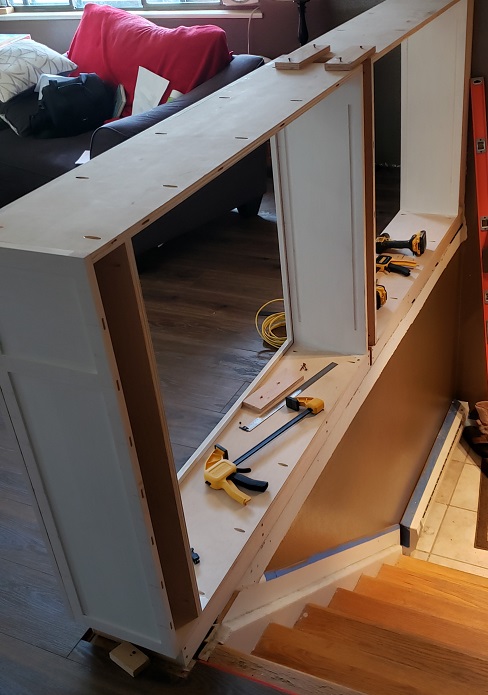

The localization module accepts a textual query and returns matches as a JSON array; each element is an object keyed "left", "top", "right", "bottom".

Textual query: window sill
[{"left": 0, "top": 8, "right": 262, "bottom": 20}]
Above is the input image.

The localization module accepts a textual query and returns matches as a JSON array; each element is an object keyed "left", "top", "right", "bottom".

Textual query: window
[{"left": 9, "top": 0, "right": 220, "bottom": 11}]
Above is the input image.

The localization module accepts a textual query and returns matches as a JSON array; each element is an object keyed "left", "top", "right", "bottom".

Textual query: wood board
[
  {"left": 242, "top": 367, "right": 304, "bottom": 413},
  {"left": 275, "top": 44, "right": 331, "bottom": 71},
  {"left": 324, "top": 45, "right": 376, "bottom": 71}
]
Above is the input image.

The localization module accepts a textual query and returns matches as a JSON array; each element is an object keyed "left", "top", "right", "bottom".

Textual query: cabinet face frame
[{"left": 0, "top": 0, "right": 472, "bottom": 664}]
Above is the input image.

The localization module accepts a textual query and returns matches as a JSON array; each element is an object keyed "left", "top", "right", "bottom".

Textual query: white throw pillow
[{"left": 0, "top": 39, "right": 77, "bottom": 103}]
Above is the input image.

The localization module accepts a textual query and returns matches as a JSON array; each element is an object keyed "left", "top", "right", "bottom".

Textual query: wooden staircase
[{"left": 250, "top": 555, "right": 488, "bottom": 694}]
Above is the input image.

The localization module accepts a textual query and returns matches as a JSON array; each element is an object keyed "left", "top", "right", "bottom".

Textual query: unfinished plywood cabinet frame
[{"left": 0, "top": 0, "right": 472, "bottom": 666}]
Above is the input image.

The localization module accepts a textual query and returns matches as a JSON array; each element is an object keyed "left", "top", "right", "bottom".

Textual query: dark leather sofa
[{"left": 0, "top": 54, "right": 267, "bottom": 256}]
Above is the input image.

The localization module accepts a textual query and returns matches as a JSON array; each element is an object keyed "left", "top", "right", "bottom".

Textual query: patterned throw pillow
[{"left": 0, "top": 39, "right": 77, "bottom": 103}]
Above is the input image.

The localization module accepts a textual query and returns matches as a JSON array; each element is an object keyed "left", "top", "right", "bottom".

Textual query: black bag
[{"left": 30, "top": 73, "right": 115, "bottom": 138}]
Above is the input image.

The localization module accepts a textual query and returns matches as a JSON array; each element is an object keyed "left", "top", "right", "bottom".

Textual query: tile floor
[{"left": 411, "top": 436, "right": 488, "bottom": 577}]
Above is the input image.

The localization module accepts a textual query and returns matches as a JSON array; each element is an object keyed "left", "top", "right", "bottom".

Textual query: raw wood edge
[
  {"left": 207, "top": 645, "right": 366, "bottom": 695},
  {"left": 362, "top": 57, "right": 376, "bottom": 348},
  {"left": 457, "top": 0, "right": 475, "bottom": 211}
]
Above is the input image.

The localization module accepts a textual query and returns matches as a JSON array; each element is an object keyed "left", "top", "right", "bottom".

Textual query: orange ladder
[{"left": 470, "top": 76, "right": 488, "bottom": 390}]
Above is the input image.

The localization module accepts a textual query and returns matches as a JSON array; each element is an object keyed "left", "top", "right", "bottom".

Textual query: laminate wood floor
[{"left": 139, "top": 186, "right": 282, "bottom": 470}]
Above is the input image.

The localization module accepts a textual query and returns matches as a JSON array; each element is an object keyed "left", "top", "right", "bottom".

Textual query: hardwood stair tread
[
  {"left": 396, "top": 554, "right": 488, "bottom": 590},
  {"left": 210, "top": 643, "right": 368, "bottom": 695},
  {"left": 294, "top": 604, "right": 488, "bottom": 692},
  {"left": 328, "top": 587, "right": 488, "bottom": 659},
  {"left": 254, "top": 622, "right": 438, "bottom": 695},
  {"left": 377, "top": 563, "right": 488, "bottom": 611},
  {"left": 354, "top": 574, "right": 488, "bottom": 633}
]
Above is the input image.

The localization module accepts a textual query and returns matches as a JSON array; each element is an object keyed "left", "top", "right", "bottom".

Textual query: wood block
[
  {"left": 328, "top": 588, "right": 488, "bottom": 660},
  {"left": 109, "top": 641, "right": 150, "bottom": 677},
  {"left": 0, "top": 7, "right": 15, "bottom": 13},
  {"left": 355, "top": 575, "right": 488, "bottom": 634},
  {"left": 325, "top": 45, "right": 376, "bottom": 71},
  {"left": 275, "top": 44, "right": 331, "bottom": 71},
  {"left": 242, "top": 368, "right": 304, "bottom": 413}
]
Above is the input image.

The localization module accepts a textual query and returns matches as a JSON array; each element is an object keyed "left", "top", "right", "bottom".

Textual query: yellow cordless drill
[
  {"left": 376, "top": 283, "right": 387, "bottom": 309},
  {"left": 376, "top": 230, "right": 427, "bottom": 257}
]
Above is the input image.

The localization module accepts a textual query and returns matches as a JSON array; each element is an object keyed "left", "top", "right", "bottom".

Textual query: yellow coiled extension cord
[{"left": 255, "top": 298, "right": 287, "bottom": 349}]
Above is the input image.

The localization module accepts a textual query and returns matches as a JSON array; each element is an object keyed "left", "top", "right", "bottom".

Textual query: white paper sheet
[
  {"left": 75, "top": 150, "right": 90, "bottom": 166},
  {"left": 132, "top": 67, "right": 169, "bottom": 115}
]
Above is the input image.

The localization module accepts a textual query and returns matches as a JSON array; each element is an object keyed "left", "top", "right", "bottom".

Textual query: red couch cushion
[{"left": 67, "top": 4, "right": 232, "bottom": 116}]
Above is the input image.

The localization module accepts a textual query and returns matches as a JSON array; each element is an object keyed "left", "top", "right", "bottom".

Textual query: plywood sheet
[
  {"left": 401, "top": 0, "right": 469, "bottom": 216},
  {"left": 179, "top": 353, "right": 368, "bottom": 606},
  {"left": 324, "top": 0, "right": 461, "bottom": 62},
  {"left": 94, "top": 245, "right": 200, "bottom": 628},
  {"left": 0, "top": 0, "right": 462, "bottom": 260},
  {"left": 275, "top": 44, "right": 331, "bottom": 70},
  {"left": 0, "top": 251, "right": 179, "bottom": 656}
]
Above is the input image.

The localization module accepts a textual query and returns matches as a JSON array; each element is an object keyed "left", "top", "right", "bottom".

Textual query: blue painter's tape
[{"left": 264, "top": 524, "right": 400, "bottom": 581}]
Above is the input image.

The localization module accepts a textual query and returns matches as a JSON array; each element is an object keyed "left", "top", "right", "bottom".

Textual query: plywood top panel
[
  {"left": 324, "top": 0, "right": 461, "bottom": 63},
  {"left": 0, "top": 0, "right": 463, "bottom": 259},
  {"left": 0, "top": 63, "right": 348, "bottom": 259}
]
